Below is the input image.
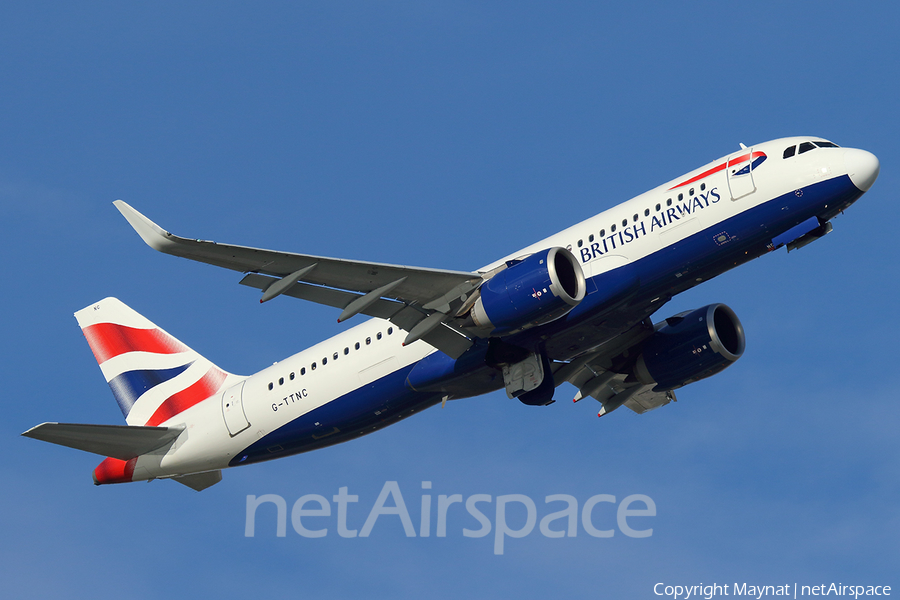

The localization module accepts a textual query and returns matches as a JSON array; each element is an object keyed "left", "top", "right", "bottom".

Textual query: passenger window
[
  {"left": 268, "top": 382, "right": 273, "bottom": 391},
  {"left": 677, "top": 193, "right": 683, "bottom": 201},
  {"left": 783, "top": 145, "right": 796, "bottom": 159},
  {"left": 366, "top": 337, "right": 371, "bottom": 345},
  {"left": 290, "top": 372, "right": 295, "bottom": 380},
  {"left": 589, "top": 234, "right": 594, "bottom": 242},
  {"left": 355, "top": 342, "right": 360, "bottom": 350},
  {"left": 655, "top": 204, "right": 660, "bottom": 211},
  {"left": 312, "top": 362, "right": 317, "bottom": 370},
  {"left": 577, "top": 239, "right": 583, "bottom": 247},
  {"left": 333, "top": 352, "right": 339, "bottom": 360},
  {"left": 611, "top": 224, "right": 617, "bottom": 233},
  {"left": 799, "top": 142, "right": 816, "bottom": 154},
  {"left": 322, "top": 357, "right": 327, "bottom": 365},
  {"left": 632, "top": 214, "right": 638, "bottom": 222},
  {"left": 689, "top": 188, "right": 694, "bottom": 196},
  {"left": 644, "top": 209, "right": 649, "bottom": 217},
  {"left": 621, "top": 219, "right": 627, "bottom": 227},
  {"left": 667, "top": 199, "right": 672, "bottom": 206},
  {"left": 388, "top": 327, "right": 393, "bottom": 335},
  {"left": 344, "top": 347, "right": 349, "bottom": 355},
  {"left": 279, "top": 377, "right": 284, "bottom": 385},
  {"left": 700, "top": 183, "right": 706, "bottom": 191},
  {"left": 377, "top": 332, "right": 383, "bottom": 340},
  {"left": 600, "top": 229, "right": 605, "bottom": 237},
  {"left": 301, "top": 367, "right": 306, "bottom": 375}
]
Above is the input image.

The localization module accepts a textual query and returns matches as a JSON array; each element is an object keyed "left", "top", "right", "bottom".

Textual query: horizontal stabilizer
[
  {"left": 172, "top": 470, "right": 222, "bottom": 491},
  {"left": 22, "top": 422, "right": 183, "bottom": 460}
]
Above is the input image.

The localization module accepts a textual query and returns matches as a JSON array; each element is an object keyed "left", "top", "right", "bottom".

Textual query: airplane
[{"left": 22, "top": 136, "right": 880, "bottom": 491}]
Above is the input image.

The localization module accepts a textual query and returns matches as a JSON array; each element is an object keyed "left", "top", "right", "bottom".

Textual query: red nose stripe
[{"left": 668, "top": 151, "right": 766, "bottom": 190}]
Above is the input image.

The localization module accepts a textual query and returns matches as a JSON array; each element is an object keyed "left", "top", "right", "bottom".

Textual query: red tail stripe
[
  {"left": 144, "top": 367, "right": 228, "bottom": 427},
  {"left": 93, "top": 457, "right": 137, "bottom": 485},
  {"left": 82, "top": 323, "right": 189, "bottom": 365}
]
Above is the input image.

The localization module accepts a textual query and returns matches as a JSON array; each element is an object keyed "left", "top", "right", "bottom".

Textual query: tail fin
[{"left": 75, "top": 298, "right": 237, "bottom": 427}]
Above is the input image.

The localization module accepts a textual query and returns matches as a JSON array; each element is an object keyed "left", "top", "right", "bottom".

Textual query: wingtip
[
  {"left": 21, "top": 422, "right": 57, "bottom": 437},
  {"left": 113, "top": 200, "right": 177, "bottom": 253}
]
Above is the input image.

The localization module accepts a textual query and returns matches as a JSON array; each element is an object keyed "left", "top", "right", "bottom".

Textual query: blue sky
[{"left": 2, "top": 2, "right": 898, "bottom": 598}]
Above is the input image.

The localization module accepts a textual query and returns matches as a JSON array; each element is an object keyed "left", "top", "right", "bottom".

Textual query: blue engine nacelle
[
  {"left": 634, "top": 304, "right": 745, "bottom": 391},
  {"left": 471, "top": 247, "right": 586, "bottom": 335}
]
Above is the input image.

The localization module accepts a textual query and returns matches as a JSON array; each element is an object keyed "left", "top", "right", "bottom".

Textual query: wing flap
[
  {"left": 416, "top": 323, "right": 472, "bottom": 359},
  {"left": 239, "top": 273, "right": 404, "bottom": 320},
  {"left": 22, "top": 422, "right": 183, "bottom": 460}
]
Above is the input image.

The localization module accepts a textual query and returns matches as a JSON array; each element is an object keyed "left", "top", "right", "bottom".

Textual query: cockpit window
[{"left": 784, "top": 140, "right": 840, "bottom": 159}]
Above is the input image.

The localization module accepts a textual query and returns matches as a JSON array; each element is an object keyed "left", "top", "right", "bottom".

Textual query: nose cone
[{"left": 845, "top": 148, "right": 880, "bottom": 192}]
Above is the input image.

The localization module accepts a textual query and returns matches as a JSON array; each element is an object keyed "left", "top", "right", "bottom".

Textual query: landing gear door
[
  {"left": 727, "top": 147, "right": 757, "bottom": 200},
  {"left": 222, "top": 380, "right": 250, "bottom": 436}
]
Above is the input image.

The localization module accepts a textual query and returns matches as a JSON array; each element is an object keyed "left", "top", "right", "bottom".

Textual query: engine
[
  {"left": 634, "top": 304, "right": 745, "bottom": 391},
  {"left": 470, "top": 247, "right": 586, "bottom": 335}
]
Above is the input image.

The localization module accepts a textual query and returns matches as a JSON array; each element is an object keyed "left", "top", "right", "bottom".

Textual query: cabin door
[{"left": 726, "top": 147, "right": 757, "bottom": 200}]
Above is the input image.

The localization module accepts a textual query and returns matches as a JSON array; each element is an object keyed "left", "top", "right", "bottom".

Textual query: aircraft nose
[{"left": 845, "top": 148, "right": 880, "bottom": 192}]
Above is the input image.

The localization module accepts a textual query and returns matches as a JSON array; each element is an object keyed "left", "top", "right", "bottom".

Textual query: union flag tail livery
[
  {"left": 22, "top": 137, "right": 880, "bottom": 490},
  {"left": 75, "top": 298, "right": 237, "bottom": 427},
  {"left": 24, "top": 298, "right": 245, "bottom": 491}
]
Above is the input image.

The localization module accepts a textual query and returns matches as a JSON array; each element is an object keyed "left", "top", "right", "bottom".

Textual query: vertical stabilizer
[{"left": 75, "top": 298, "right": 240, "bottom": 427}]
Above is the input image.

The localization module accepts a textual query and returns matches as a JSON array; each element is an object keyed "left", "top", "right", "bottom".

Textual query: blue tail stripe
[{"left": 107, "top": 363, "right": 194, "bottom": 417}]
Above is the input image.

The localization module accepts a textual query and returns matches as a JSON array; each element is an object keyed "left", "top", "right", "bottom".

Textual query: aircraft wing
[{"left": 115, "top": 201, "right": 482, "bottom": 358}]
